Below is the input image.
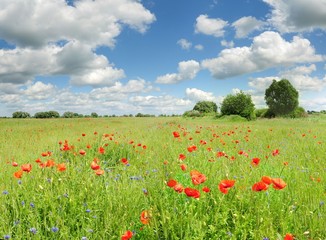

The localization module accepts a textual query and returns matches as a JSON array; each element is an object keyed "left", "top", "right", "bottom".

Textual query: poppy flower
[
  {"left": 272, "top": 149, "right": 280, "bottom": 156},
  {"left": 179, "top": 154, "right": 186, "bottom": 161},
  {"left": 261, "top": 176, "right": 272, "bottom": 185},
  {"left": 180, "top": 164, "right": 187, "bottom": 171},
  {"left": 202, "top": 186, "right": 211, "bottom": 193},
  {"left": 82, "top": 133, "right": 86, "bottom": 136},
  {"left": 12, "top": 162, "right": 18, "bottom": 167},
  {"left": 218, "top": 179, "right": 235, "bottom": 194},
  {"left": 21, "top": 164, "right": 32, "bottom": 173},
  {"left": 252, "top": 181, "right": 268, "bottom": 191},
  {"left": 121, "top": 230, "right": 133, "bottom": 240},
  {"left": 190, "top": 170, "right": 207, "bottom": 185},
  {"left": 98, "top": 147, "right": 105, "bottom": 154},
  {"left": 95, "top": 169, "right": 105, "bottom": 176},
  {"left": 284, "top": 233, "right": 294, "bottom": 240},
  {"left": 46, "top": 159, "right": 56, "bottom": 167},
  {"left": 184, "top": 187, "right": 200, "bottom": 198},
  {"left": 57, "top": 163, "right": 66, "bottom": 172},
  {"left": 251, "top": 157, "right": 260, "bottom": 166},
  {"left": 91, "top": 161, "right": 100, "bottom": 170},
  {"left": 167, "top": 179, "right": 177, "bottom": 188},
  {"left": 140, "top": 210, "right": 151, "bottom": 224},
  {"left": 14, "top": 170, "right": 23, "bottom": 179},
  {"left": 79, "top": 149, "right": 86, "bottom": 155},
  {"left": 121, "top": 158, "right": 129, "bottom": 165},
  {"left": 187, "top": 145, "right": 197, "bottom": 152},
  {"left": 173, "top": 131, "right": 180, "bottom": 138},
  {"left": 216, "top": 151, "right": 226, "bottom": 157},
  {"left": 272, "top": 178, "right": 287, "bottom": 190},
  {"left": 173, "top": 183, "right": 184, "bottom": 193}
]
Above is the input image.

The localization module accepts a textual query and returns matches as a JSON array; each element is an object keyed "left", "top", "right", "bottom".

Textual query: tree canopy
[
  {"left": 265, "top": 79, "right": 298, "bottom": 116},
  {"left": 193, "top": 101, "right": 217, "bottom": 114}
]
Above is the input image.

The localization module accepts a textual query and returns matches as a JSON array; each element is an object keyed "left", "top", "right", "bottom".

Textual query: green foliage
[
  {"left": 284, "top": 106, "right": 307, "bottom": 118},
  {"left": 34, "top": 111, "right": 60, "bottom": 118},
  {"left": 216, "top": 114, "right": 248, "bottom": 122},
  {"left": 12, "top": 111, "right": 30, "bottom": 118},
  {"left": 220, "top": 91, "right": 255, "bottom": 120},
  {"left": 91, "top": 112, "right": 99, "bottom": 118},
  {"left": 193, "top": 101, "right": 217, "bottom": 114},
  {"left": 265, "top": 79, "right": 299, "bottom": 116},
  {"left": 183, "top": 110, "right": 202, "bottom": 117},
  {"left": 135, "top": 113, "right": 155, "bottom": 117},
  {"left": 254, "top": 108, "right": 268, "bottom": 118}
]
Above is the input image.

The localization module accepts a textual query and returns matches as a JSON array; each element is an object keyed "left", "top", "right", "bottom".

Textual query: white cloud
[
  {"left": 177, "top": 39, "right": 192, "bottom": 50},
  {"left": 24, "top": 81, "right": 56, "bottom": 100},
  {"left": 232, "top": 16, "right": 265, "bottom": 38},
  {"left": 194, "top": 44, "right": 204, "bottom": 50},
  {"left": 220, "top": 40, "right": 234, "bottom": 48},
  {"left": 263, "top": 0, "right": 326, "bottom": 32},
  {"left": 156, "top": 60, "right": 200, "bottom": 84},
  {"left": 0, "top": 0, "right": 156, "bottom": 48},
  {"left": 195, "top": 15, "right": 228, "bottom": 37},
  {"left": 201, "top": 31, "right": 323, "bottom": 79},
  {"left": 185, "top": 88, "right": 217, "bottom": 102}
]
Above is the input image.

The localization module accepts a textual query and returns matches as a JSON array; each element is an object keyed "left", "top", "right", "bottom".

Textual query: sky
[{"left": 0, "top": 0, "right": 326, "bottom": 117}]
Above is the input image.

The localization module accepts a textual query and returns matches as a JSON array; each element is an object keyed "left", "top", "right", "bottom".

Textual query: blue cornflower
[
  {"left": 81, "top": 237, "right": 88, "bottom": 240},
  {"left": 4, "top": 235, "right": 10, "bottom": 239},
  {"left": 2, "top": 190, "right": 9, "bottom": 195},
  {"left": 30, "top": 202, "right": 35, "bottom": 208},
  {"left": 86, "top": 209, "right": 91, "bottom": 213},
  {"left": 51, "top": 227, "right": 59, "bottom": 232},
  {"left": 29, "top": 228, "right": 37, "bottom": 234}
]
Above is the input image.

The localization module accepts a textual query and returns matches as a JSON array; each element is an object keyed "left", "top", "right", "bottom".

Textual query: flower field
[{"left": 0, "top": 117, "right": 325, "bottom": 239}]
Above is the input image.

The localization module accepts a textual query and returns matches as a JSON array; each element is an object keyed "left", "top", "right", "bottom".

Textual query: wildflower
[
  {"left": 29, "top": 228, "right": 37, "bottom": 234},
  {"left": 46, "top": 159, "right": 55, "bottom": 167},
  {"left": 190, "top": 170, "right": 207, "bottom": 185},
  {"left": 51, "top": 227, "right": 59, "bottom": 232},
  {"left": 121, "top": 158, "right": 129, "bottom": 165},
  {"left": 2, "top": 190, "right": 9, "bottom": 195},
  {"left": 261, "top": 176, "right": 272, "bottom": 185},
  {"left": 218, "top": 179, "right": 235, "bottom": 194},
  {"left": 4, "top": 235, "right": 10, "bottom": 239},
  {"left": 272, "top": 178, "right": 287, "bottom": 190},
  {"left": 14, "top": 170, "right": 23, "bottom": 179},
  {"left": 95, "top": 169, "right": 105, "bottom": 176},
  {"left": 79, "top": 149, "right": 86, "bottom": 155},
  {"left": 179, "top": 154, "right": 186, "bottom": 161},
  {"left": 184, "top": 187, "right": 200, "bottom": 198},
  {"left": 91, "top": 161, "right": 100, "bottom": 170},
  {"left": 202, "top": 186, "right": 211, "bottom": 193},
  {"left": 187, "top": 145, "right": 197, "bottom": 152},
  {"left": 12, "top": 162, "right": 18, "bottom": 167},
  {"left": 98, "top": 147, "right": 105, "bottom": 154},
  {"left": 140, "top": 210, "right": 151, "bottom": 224},
  {"left": 251, "top": 157, "right": 260, "bottom": 166},
  {"left": 57, "top": 163, "right": 66, "bottom": 172},
  {"left": 272, "top": 149, "right": 279, "bottom": 156},
  {"left": 252, "top": 181, "right": 269, "bottom": 191},
  {"left": 180, "top": 164, "right": 187, "bottom": 171},
  {"left": 284, "top": 233, "right": 294, "bottom": 240},
  {"left": 173, "top": 131, "right": 180, "bottom": 138},
  {"left": 30, "top": 202, "right": 35, "bottom": 208},
  {"left": 21, "top": 163, "right": 32, "bottom": 173},
  {"left": 167, "top": 179, "right": 177, "bottom": 188},
  {"left": 173, "top": 183, "right": 184, "bottom": 193},
  {"left": 121, "top": 230, "right": 133, "bottom": 240}
]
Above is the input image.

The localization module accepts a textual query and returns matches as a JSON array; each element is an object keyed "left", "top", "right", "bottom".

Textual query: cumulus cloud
[
  {"left": 201, "top": 31, "right": 323, "bottom": 79},
  {"left": 220, "top": 40, "right": 234, "bottom": 48},
  {"left": 185, "top": 88, "right": 217, "bottom": 102},
  {"left": 177, "top": 39, "right": 192, "bottom": 50},
  {"left": 263, "top": 0, "right": 326, "bottom": 32},
  {"left": 194, "top": 44, "right": 204, "bottom": 50},
  {"left": 24, "top": 81, "right": 56, "bottom": 100},
  {"left": 232, "top": 16, "right": 265, "bottom": 38},
  {"left": 195, "top": 15, "right": 228, "bottom": 37},
  {"left": 0, "top": 0, "right": 155, "bottom": 48},
  {"left": 156, "top": 60, "right": 200, "bottom": 84}
]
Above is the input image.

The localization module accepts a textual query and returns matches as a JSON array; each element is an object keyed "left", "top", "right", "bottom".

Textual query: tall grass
[{"left": 0, "top": 117, "right": 325, "bottom": 239}]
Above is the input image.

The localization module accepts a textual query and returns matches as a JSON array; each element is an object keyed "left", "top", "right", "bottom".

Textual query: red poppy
[
  {"left": 251, "top": 157, "right": 260, "bottom": 166},
  {"left": 41, "top": 152, "right": 49, "bottom": 157},
  {"left": 187, "top": 145, "right": 197, "bottom": 152},
  {"left": 14, "top": 170, "right": 23, "bottom": 179},
  {"left": 179, "top": 154, "right": 186, "bottom": 161},
  {"left": 184, "top": 187, "right": 200, "bottom": 198},
  {"left": 284, "top": 233, "right": 294, "bottom": 240},
  {"left": 218, "top": 179, "right": 235, "bottom": 194},
  {"left": 261, "top": 176, "right": 272, "bottom": 185},
  {"left": 216, "top": 151, "right": 226, "bottom": 157},
  {"left": 121, "top": 158, "right": 129, "bottom": 165},
  {"left": 180, "top": 164, "right": 187, "bottom": 171},
  {"left": 272, "top": 149, "right": 280, "bottom": 156},
  {"left": 173, "top": 131, "right": 180, "bottom": 138},
  {"left": 57, "top": 163, "right": 66, "bottom": 172},
  {"left": 121, "top": 230, "right": 133, "bottom": 240},
  {"left": 91, "top": 161, "right": 100, "bottom": 170},
  {"left": 167, "top": 179, "right": 177, "bottom": 188},
  {"left": 21, "top": 163, "right": 32, "bottom": 173},
  {"left": 46, "top": 159, "right": 56, "bottom": 167},
  {"left": 140, "top": 210, "right": 151, "bottom": 224},
  {"left": 202, "top": 186, "right": 211, "bottom": 193},
  {"left": 190, "top": 170, "right": 207, "bottom": 185},
  {"left": 252, "top": 181, "right": 268, "bottom": 191},
  {"left": 272, "top": 178, "right": 287, "bottom": 190},
  {"left": 12, "top": 162, "right": 18, "bottom": 167},
  {"left": 79, "top": 149, "right": 86, "bottom": 155},
  {"left": 98, "top": 147, "right": 105, "bottom": 154},
  {"left": 173, "top": 183, "right": 184, "bottom": 193},
  {"left": 95, "top": 169, "right": 105, "bottom": 176}
]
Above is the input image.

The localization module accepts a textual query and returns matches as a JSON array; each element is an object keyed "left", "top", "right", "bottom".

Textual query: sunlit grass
[{"left": 0, "top": 117, "right": 325, "bottom": 239}]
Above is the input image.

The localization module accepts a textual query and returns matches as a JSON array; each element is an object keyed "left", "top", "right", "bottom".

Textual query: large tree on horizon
[{"left": 265, "top": 79, "right": 299, "bottom": 116}]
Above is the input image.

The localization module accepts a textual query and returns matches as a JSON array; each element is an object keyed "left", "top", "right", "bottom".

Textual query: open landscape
[{"left": 0, "top": 116, "right": 325, "bottom": 239}]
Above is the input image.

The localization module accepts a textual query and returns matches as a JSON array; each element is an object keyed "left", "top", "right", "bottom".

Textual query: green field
[{"left": 0, "top": 117, "right": 325, "bottom": 239}]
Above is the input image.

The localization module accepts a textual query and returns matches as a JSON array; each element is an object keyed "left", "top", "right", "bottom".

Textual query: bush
[
  {"left": 216, "top": 114, "right": 248, "bottom": 122},
  {"left": 255, "top": 109, "right": 268, "bottom": 118},
  {"left": 12, "top": 111, "right": 30, "bottom": 118},
  {"left": 183, "top": 110, "right": 202, "bottom": 118},
  {"left": 193, "top": 101, "right": 217, "bottom": 114},
  {"left": 220, "top": 91, "right": 255, "bottom": 120},
  {"left": 284, "top": 106, "right": 307, "bottom": 118}
]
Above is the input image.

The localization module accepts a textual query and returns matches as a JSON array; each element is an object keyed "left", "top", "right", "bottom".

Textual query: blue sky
[{"left": 0, "top": 0, "right": 325, "bottom": 116}]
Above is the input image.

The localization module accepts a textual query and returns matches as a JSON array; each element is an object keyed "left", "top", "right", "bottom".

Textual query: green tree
[
  {"left": 91, "top": 112, "right": 99, "bottom": 118},
  {"left": 220, "top": 91, "right": 255, "bottom": 120},
  {"left": 193, "top": 101, "right": 217, "bottom": 114},
  {"left": 12, "top": 111, "right": 30, "bottom": 118},
  {"left": 265, "top": 79, "right": 299, "bottom": 116}
]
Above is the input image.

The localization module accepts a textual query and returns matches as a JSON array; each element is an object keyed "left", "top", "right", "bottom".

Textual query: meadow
[{"left": 0, "top": 116, "right": 325, "bottom": 240}]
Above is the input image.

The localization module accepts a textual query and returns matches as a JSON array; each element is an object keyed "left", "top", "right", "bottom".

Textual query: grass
[{"left": 0, "top": 117, "right": 325, "bottom": 239}]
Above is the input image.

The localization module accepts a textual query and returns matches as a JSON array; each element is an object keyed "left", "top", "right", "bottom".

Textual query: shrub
[{"left": 183, "top": 110, "right": 202, "bottom": 118}]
